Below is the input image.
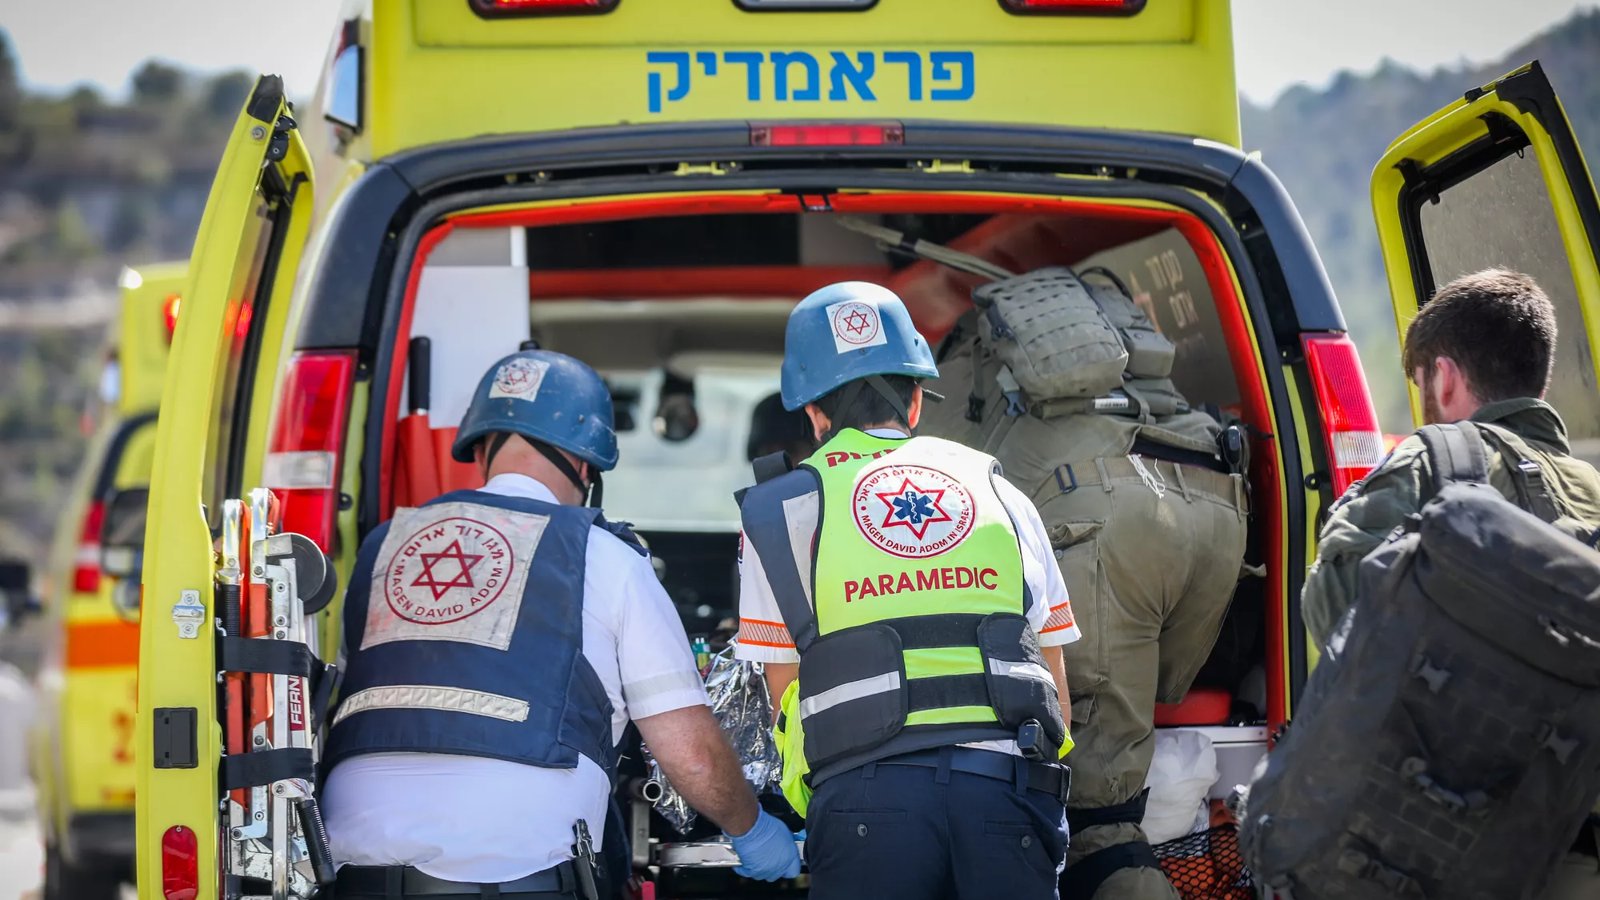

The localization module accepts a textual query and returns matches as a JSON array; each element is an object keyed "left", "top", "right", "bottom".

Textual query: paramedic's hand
[{"left": 727, "top": 809, "right": 802, "bottom": 881}]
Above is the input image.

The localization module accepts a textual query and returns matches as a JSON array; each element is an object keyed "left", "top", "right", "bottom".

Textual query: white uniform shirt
[
  {"left": 323, "top": 474, "right": 709, "bottom": 883},
  {"left": 734, "top": 430, "right": 1080, "bottom": 754}
]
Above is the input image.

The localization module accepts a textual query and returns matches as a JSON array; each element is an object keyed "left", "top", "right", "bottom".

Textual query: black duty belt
[
  {"left": 1130, "top": 436, "right": 1231, "bottom": 475},
  {"left": 878, "top": 747, "right": 1071, "bottom": 804},
  {"left": 333, "top": 861, "right": 584, "bottom": 898}
]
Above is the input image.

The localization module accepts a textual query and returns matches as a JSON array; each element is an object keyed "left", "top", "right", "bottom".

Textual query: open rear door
[
  {"left": 135, "top": 76, "right": 315, "bottom": 900},
  {"left": 1371, "top": 61, "right": 1600, "bottom": 463}
]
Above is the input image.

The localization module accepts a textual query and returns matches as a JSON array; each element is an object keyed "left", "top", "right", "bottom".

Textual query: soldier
[
  {"left": 920, "top": 266, "right": 1251, "bottom": 900},
  {"left": 1301, "top": 268, "right": 1600, "bottom": 898}
]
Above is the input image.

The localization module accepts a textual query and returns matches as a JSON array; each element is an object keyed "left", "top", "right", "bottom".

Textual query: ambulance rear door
[
  {"left": 135, "top": 75, "right": 315, "bottom": 900},
  {"left": 1370, "top": 61, "right": 1600, "bottom": 461}
]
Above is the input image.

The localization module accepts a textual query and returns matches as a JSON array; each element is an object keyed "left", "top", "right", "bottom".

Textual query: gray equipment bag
[
  {"left": 1242, "top": 423, "right": 1600, "bottom": 900},
  {"left": 973, "top": 267, "right": 1128, "bottom": 401}
]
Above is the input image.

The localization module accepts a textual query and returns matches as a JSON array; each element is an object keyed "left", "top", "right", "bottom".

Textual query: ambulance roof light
[
  {"left": 999, "top": 0, "right": 1146, "bottom": 14},
  {"left": 467, "top": 0, "right": 619, "bottom": 17}
]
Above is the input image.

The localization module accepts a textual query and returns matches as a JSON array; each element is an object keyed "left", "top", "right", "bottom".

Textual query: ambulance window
[
  {"left": 1416, "top": 147, "right": 1600, "bottom": 462},
  {"left": 203, "top": 198, "right": 281, "bottom": 529}
]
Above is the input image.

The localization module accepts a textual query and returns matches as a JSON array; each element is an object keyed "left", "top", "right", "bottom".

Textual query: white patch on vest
[
  {"left": 332, "top": 684, "right": 530, "bottom": 726},
  {"left": 852, "top": 462, "right": 977, "bottom": 559},
  {"left": 360, "top": 502, "right": 545, "bottom": 652},
  {"left": 825, "top": 298, "right": 888, "bottom": 353},
  {"left": 988, "top": 658, "right": 1054, "bottom": 686},
  {"left": 487, "top": 356, "right": 548, "bottom": 401}
]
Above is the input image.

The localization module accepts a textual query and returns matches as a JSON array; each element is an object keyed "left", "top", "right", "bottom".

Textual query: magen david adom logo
[
  {"left": 385, "top": 516, "right": 514, "bottom": 624},
  {"left": 853, "top": 463, "right": 976, "bottom": 559}
]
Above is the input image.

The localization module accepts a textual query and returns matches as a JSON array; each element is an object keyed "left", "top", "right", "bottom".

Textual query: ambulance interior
[{"left": 383, "top": 199, "right": 1277, "bottom": 877}]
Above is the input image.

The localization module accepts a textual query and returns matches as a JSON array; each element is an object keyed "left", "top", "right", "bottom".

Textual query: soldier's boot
[{"left": 1061, "top": 814, "right": 1176, "bottom": 900}]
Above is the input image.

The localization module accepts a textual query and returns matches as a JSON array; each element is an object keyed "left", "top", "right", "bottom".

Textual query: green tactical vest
[{"left": 740, "top": 429, "right": 1068, "bottom": 786}]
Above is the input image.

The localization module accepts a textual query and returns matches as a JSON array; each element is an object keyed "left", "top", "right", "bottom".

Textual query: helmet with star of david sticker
[
  {"left": 780, "top": 282, "right": 938, "bottom": 411},
  {"left": 452, "top": 349, "right": 620, "bottom": 471}
]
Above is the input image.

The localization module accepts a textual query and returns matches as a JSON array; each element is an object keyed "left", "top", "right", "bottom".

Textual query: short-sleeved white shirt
[
  {"left": 323, "top": 474, "right": 708, "bottom": 883},
  {"left": 734, "top": 430, "right": 1081, "bottom": 663}
]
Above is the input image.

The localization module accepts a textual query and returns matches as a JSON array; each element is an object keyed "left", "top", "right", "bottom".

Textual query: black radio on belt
[{"left": 1016, "top": 719, "right": 1047, "bottom": 761}]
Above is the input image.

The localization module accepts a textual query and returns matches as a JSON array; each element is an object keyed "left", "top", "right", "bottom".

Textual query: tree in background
[{"left": 131, "top": 59, "right": 185, "bottom": 104}]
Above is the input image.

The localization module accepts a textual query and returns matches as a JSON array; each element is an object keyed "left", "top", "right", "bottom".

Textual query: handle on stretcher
[{"left": 296, "top": 797, "right": 338, "bottom": 886}]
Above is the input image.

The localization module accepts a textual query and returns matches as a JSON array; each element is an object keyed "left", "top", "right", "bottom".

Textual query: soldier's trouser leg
[{"left": 1036, "top": 459, "right": 1248, "bottom": 900}]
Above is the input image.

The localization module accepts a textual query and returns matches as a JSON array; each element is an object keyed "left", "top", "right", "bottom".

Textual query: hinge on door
[
  {"left": 914, "top": 159, "right": 974, "bottom": 174},
  {"left": 265, "top": 114, "right": 298, "bottom": 163},
  {"left": 674, "top": 161, "right": 738, "bottom": 177}
]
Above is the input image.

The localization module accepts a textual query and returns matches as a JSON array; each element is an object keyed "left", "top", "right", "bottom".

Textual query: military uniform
[
  {"left": 1301, "top": 397, "right": 1600, "bottom": 899},
  {"left": 922, "top": 306, "right": 1250, "bottom": 900}
]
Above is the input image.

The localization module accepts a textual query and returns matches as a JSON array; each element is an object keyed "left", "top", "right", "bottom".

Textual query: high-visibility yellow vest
[{"left": 742, "top": 429, "right": 1067, "bottom": 792}]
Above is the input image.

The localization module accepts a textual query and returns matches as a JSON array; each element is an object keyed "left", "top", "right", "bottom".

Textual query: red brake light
[
  {"left": 263, "top": 351, "right": 356, "bottom": 553},
  {"left": 467, "top": 0, "right": 618, "bottom": 16},
  {"left": 162, "top": 294, "right": 182, "bottom": 340},
  {"left": 750, "top": 123, "right": 905, "bottom": 147},
  {"left": 73, "top": 500, "right": 105, "bottom": 594},
  {"left": 160, "top": 824, "right": 199, "bottom": 900},
  {"left": 1000, "top": 0, "right": 1145, "bottom": 13},
  {"left": 1302, "top": 334, "right": 1386, "bottom": 497}
]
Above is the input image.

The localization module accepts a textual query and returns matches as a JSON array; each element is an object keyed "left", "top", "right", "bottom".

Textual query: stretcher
[{"left": 217, "top": 489, "right": 338, "bottom": 899}]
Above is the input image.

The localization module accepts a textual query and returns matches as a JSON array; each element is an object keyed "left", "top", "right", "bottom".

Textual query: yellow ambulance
[
  {"left": 129, "top": 1, "right": 1600, "bottom": 898},
  {"left": 29, "top": 262, "right": 183, "bottom": 899}
]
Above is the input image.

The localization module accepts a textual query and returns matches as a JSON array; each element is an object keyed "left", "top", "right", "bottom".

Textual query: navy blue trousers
[{"left": 805, "top": 751, "right": 1069, "bottom": 900}]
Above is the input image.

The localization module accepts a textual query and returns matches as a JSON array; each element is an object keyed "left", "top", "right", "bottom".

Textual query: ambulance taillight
[
  {"left": 467, "top": 0, "right": 619, "bottom": 16},
  {"left": 1302, "top": 333, "right": 1385, "bottom": 497},
  {"left": 160, "top": 825, "right": 198, "bottom": 900},
  {"left": 263, "top": 351, "right": 356, "bottom": 553},
  {"left": 750, "top": 122, "right": 904, "bottom": 146},
  {"left": 162, "top": 293, "right": 181, "bottom": 342},
  {"left": 1000, "top": 0, "right": 1145, "bottom": 13},
  {"left": 72, "top": 500, "right": 104, "bottom": 594}
]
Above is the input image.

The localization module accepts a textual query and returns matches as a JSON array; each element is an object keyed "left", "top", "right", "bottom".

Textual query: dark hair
[
  {"left": 812, "top": 375, "right": 919, "bottom": 432},
  {"left": 1401, "top": 268, "right": 1557, "bottom": 402}
]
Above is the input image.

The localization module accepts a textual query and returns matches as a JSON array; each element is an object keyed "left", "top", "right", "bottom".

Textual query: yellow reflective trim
[
  {"left": 903, "top": 646, "right": 985, "bottom": 680},
  {"left": 905, "top": 705, "right": 997, "bottom": 727}
]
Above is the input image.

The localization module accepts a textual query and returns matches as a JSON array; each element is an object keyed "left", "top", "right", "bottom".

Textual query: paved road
[{"left": 0, "top": 662, "right": 41, "bottom": 900}]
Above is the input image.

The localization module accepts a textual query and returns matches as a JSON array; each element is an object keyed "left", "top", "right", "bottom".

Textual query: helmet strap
[
  {"left": 823, "top": 375, "right": 913, "bottom": 443},
  {"left": 482, "top": 432, "right": 595, "bottom": 505}
]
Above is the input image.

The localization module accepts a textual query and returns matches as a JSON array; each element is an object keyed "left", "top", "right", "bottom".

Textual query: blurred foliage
[{"left": 1241, "top": 8, "right": 1600, "bottom": 430}]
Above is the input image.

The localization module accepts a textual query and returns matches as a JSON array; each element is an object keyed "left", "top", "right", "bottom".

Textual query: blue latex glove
[{"left": 727, "top": 809, "right": 802, "bottom": 881}]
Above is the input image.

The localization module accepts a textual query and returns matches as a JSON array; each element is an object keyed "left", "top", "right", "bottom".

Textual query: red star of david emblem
[
  {"left": 412, "top": 539, "right": 484, "bottom": 600},
  {"left": 842, "top": 308, "right": 873, "bottom": 336},
  {"left": 874, "top": 477, "right": 954, "bottom": 540}
]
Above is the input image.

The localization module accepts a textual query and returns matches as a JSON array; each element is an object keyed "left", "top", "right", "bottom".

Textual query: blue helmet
[
  {"left": 779, "top": 282, "right": 938, "bottom": 411},
  {"left": 451, "top": 350, "right": 619, "bottom": 471}
]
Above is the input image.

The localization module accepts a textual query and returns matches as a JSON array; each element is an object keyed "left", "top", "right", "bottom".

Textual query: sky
[{"left": 2, "top": 0, "right": 1597, "bottom": 104}]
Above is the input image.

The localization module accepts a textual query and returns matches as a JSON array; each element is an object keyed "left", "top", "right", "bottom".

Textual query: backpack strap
[
  {"left": 739, "top": 468, "right": 822, "bottom": 654},
  {"left": 1418, "top": 423, "right": 1490, "bottom": 495},
  {"left": 1472, "top": 423, "right": 1563, "bottom": 524},
  {"left": 751, "top": 451, "right": 794, "bottom": 486}
]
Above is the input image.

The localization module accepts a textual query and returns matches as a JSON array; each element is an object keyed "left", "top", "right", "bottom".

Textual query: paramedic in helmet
[
  {"left": 322, "top": 350, "right": 801, "bottom": 899},
  {"left": 736, "top": 283, "right": 1079, "bottom": 900}
]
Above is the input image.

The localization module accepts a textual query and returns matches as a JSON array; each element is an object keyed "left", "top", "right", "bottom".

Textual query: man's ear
[
  {"left": 803, "top": 403, "right": 831, "bottom": 443},
  {"left": 906, "top": 385, "right": 924, "bottom": 431}
]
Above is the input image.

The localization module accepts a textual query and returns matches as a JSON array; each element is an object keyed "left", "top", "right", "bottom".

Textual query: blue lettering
[
  {"left": 828, "top": 51, "right": 876, "bottom": 102},
  {"left": 772, "top": 51, "right": 821, "bottom": 102},
  {"left": 643, "top": 49, "right": 974, "bottom": 114},
  {"left": 646, "top": 51, "right": 691, "bottom": 114},
  {"left": 930, "top": 51, "right": 975, "bottom": 102}
]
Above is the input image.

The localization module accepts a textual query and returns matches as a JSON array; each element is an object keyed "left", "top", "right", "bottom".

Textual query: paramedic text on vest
[
  {"left": 1301, "top": 270, "right": 1600, "bottom": 900},
  {"left": 322, "top": 350, "right": 801, "bottom": 899},
  {"left": 737, "top": 283, "right": 1080, "bottom": 900}
]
